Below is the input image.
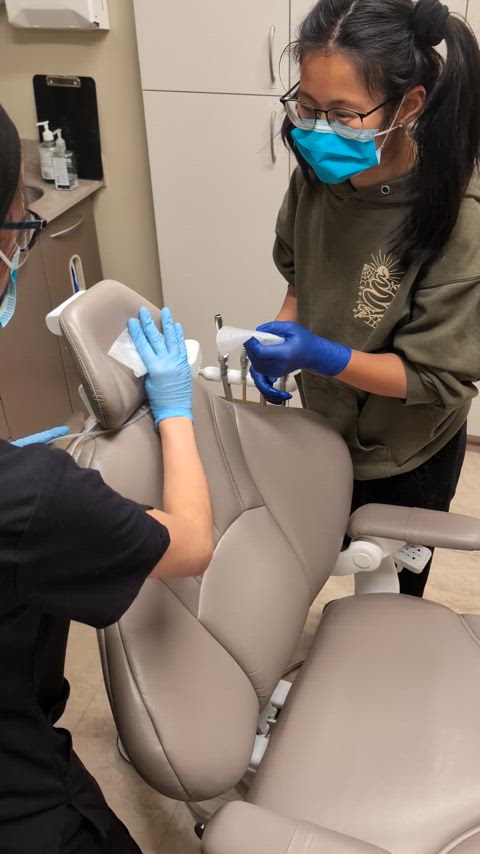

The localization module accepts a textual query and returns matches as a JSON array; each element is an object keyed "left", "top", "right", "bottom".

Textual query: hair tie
[{"left": 412, "top": 0, "right": 450, "bottom": 47}]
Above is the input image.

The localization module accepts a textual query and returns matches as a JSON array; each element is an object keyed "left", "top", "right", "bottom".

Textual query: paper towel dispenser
[{"left": 4, "top": 0, "right": 110, "bottom": 29}]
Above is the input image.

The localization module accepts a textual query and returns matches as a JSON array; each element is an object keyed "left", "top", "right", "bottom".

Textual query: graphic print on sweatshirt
[{"left": 353, "top": 252, "right": 403, "bottom": 329}]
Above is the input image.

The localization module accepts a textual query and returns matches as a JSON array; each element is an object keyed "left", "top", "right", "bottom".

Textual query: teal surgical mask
[
  {"left": 0, "top": 247, "right": 20, "bottom": 328},
  {"left": 291, "top": 106, "right": 403, "bottom": 185}
]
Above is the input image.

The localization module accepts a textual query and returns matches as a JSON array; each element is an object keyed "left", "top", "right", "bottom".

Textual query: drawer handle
[
  {"left": 270, "top": 111, "right": 278, "bottom": 164},
  {"left": 269, "top": 25, "right": 276, "bottom": 85},
  {"left": 50, "top": 216, "right": 84, "bottom": 239}
]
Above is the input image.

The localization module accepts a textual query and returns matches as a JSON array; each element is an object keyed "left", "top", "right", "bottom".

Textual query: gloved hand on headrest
[{"left": 128, "top": 306, "right": 192, "bottom": 428}]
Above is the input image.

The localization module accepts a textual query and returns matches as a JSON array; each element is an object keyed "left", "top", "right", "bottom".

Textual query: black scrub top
[{"left": 0, "top": 439, "right": 170, "bottom": 854}]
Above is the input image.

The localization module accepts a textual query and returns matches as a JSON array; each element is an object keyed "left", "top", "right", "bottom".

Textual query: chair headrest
[{"left": 60, "top": 280, "right": 159, "bottom": 429}]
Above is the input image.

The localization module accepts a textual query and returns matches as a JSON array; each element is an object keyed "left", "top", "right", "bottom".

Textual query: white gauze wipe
[
  {"left": 216, "top": 325, "right": 284, "bottom": 357},
  {"left": 108, "top": 327, "right": 202, "bottom": 378}
]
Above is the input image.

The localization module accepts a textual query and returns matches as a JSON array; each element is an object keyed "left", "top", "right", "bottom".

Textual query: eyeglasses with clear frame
[
  {"left": 280, "top": 81, "right": 398, "bottom": 140},
  {"left": 0, "top": 208, "right": 47, "bottom": 270}
]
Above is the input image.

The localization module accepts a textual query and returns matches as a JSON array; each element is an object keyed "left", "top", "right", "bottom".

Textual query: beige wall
[{"left": 0, "top": 0, "right": 163, "bottom": 305}]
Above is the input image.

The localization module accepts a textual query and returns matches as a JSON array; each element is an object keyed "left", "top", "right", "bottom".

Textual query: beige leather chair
[{"left": 60, "top": 280, "right": 480, "bottom": 854}]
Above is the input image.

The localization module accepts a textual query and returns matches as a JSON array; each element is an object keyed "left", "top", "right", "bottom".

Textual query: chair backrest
[{"left": 61, "top": 280, "right": 353, "bottom": 801}]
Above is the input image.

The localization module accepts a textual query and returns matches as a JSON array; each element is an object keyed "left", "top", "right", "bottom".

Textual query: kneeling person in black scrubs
[{"left": 0, "top": 106, "right": 213, "bottom": 853}]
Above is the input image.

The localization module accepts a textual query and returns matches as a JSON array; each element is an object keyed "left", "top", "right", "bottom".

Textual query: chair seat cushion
[
  {"left": 248, "top": 595, "right": 480, "bottom": 854},
  {"left": 203, "top": 801, "right": 391, "bottom": 853}
]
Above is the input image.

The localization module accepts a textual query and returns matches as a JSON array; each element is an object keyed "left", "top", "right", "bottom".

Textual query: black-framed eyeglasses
[
  {"left": 280, "top": 81, "right": 397, "bottom": 140},
  {"left": 0, "top": 209, "right": 47, "bottom": 268}
]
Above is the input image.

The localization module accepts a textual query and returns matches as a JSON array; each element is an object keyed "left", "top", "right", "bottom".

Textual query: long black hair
[{"left": 283, "top": 0, "right": 480, "bottom": 268}]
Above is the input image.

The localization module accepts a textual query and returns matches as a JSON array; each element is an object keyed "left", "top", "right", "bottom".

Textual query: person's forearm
[
  {"left": 159, "top": 418, "right": 212, "bottom": 537},
  {"left": 276, "top": 286, "right": 298, "bottom": 322},
  {"left": 337, "top": 352, "right": 407, "bottom": 398}
]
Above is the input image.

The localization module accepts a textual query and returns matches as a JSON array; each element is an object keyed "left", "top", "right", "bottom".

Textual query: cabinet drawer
[{"left": 40, "top": 196, "right": 103, "bottom": 305}]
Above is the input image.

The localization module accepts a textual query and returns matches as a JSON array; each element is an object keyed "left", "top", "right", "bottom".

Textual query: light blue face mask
[
  {"left": 291, "top": 117, "right": 400, "bottom": 185},
  {"left": 0, "top": 248, "right": 20, "bottom": 328}
]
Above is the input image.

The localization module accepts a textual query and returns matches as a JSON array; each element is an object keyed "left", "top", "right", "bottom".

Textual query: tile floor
[{"left": 58, "top": 449, "right": 480, "bottom": 853}]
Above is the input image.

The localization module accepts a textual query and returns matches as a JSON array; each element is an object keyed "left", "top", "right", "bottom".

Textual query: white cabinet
[
  {"left": 467, "top": 0, "right": 480, "bottom": 34},
  {"left": 144, "top": 91, "right": 289, "bottom": 367},
  {"left": 446, "top": 0, "right": 468, "bottom": 16},
  {"left": 133, "top": 0, "right": 289, "bottom": 96},
  {"left": 291, "top": 0, "right": 317, "bottom": 42}
]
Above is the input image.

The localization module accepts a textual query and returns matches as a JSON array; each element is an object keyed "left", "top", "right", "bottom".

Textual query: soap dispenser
[
  {"left": 53, "top": 129, "right": 79, "bottom": 191},
  {"left": 36, "top": 120, "right": 55, "bottom": 184}
]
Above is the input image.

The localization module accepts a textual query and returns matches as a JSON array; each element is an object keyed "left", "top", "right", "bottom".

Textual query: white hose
[{"left": 200, "top": 366, "right": 297, "bottom": 392}]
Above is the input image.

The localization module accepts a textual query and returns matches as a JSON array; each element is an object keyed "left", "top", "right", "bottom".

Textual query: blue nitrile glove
[
  {"left": 245, "top": 321, "right": 352, "bottom": 378},
  {"left": 250, "top": 366, "right": 292, "bottom": 405},
  {"left": 128, "top": 306, "right": 192, "bottom": 427},
  {"left": 11, "top": 426, "right": 70, "bottom": 447}
]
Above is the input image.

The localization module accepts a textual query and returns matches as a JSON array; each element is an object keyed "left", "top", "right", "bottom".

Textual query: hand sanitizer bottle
[
  {"left": 53, "top": 129, "right": 79, "bottom": 191},
  {"left": 36, "top": 120, "right": 56, "bottom": 184}
]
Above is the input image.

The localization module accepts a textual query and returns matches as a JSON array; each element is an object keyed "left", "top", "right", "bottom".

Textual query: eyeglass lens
[{"left": 284, "top": 100, "right": 366, "bottom": 139}]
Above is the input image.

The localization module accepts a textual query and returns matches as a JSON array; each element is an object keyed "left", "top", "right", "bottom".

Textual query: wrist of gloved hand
[
  {"left": 11, "top": 426, "right": 70, "bottom": 447},
  {"left": 250, "top": 367, "right": 292, "bottom": 405},
  {"left": 305, "top": 335, "right": 352, "bottom": 377},
  {"left": 151, "top": 401, "right": 193, "bottom": 427}
]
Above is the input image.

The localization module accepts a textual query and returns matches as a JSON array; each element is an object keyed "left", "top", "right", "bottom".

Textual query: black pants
[
  {"left": 351, "top": 424, "right": 467, "bottom": 597},
  {"left": 61, "top": 806, "right": 142, "bottom": 854}
]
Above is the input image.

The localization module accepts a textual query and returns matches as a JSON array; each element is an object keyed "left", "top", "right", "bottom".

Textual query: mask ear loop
[
  {"left": 0, "top": 248, "right": 15, "bottom": 271},
  {"left": 375, "top": 97, "right": 406, "bottom": 154}
]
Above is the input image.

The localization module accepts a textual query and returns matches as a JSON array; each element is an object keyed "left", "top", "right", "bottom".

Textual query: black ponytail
[{"left": 282, "top": 0, "right": 480, "bottom": 269}]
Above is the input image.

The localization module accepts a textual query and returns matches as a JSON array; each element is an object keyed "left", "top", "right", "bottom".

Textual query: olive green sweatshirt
[{"left": 273, "top": 168, "right": 480, "bottom": 479}]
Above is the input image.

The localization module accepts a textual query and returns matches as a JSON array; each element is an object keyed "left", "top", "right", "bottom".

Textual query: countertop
[{"left": 22, "top": 138, "right": 104, "bottom": 223}]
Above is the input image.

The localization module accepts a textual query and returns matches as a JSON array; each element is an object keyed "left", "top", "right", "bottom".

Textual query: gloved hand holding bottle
[
  {"left": 245, "top": 321, "right": 352, "bottom": 393},
  {"left": 128, "top": 306, "right": 192, "bottom": 427}
]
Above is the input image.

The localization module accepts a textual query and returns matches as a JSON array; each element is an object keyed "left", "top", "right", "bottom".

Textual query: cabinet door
[
  {"left": 144, "top": 91, "right": 289, "bottom": 368},
  {"left": 134, "top": 0, "right": 289, "bottom": 95},
  {"left": 467, "top": 0, "right": 480, "bottom": 35},
  {"left": 0, "top": 243, "right": 73, "bottom": 438},
  {"left": 40, "top": 197, "right": 103, "bottom": 412}
]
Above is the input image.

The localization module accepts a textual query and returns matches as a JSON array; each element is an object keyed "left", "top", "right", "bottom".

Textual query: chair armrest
[
  {"left": 348, "top": 504, "right": 480, "bottom": 551},
  {"left": 203, "top": 801, "right": 391, "bottom": 854}
]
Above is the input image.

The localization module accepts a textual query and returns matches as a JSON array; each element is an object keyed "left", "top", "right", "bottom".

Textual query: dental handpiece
[
  {"left": 215, "top": 314, "right": 234, "bottom": 402},
  {"left": 240, "top": 348, "right": 248, "bottom": 404}
]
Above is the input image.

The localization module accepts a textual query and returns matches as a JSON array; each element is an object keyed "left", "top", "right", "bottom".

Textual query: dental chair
[{"left": 60, "top": 280, "right": 480, "bottom": 854}]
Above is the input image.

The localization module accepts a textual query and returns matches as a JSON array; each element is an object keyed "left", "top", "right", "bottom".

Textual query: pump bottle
[
  {"left": 53, "top": 129, "right": 79, "bottom": 191},
  {"left": 36, "top": 121, "right": 56, "bottom": 184}
]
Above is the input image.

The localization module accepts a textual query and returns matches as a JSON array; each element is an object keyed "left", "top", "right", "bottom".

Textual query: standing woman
[{"left": 246, "top": 0, "right": 480, "bottom": 597}]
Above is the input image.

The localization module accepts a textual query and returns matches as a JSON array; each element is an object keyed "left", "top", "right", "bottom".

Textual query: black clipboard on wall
[{"left": 33, "top": 74, "right": 103, "bottom": 181}]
